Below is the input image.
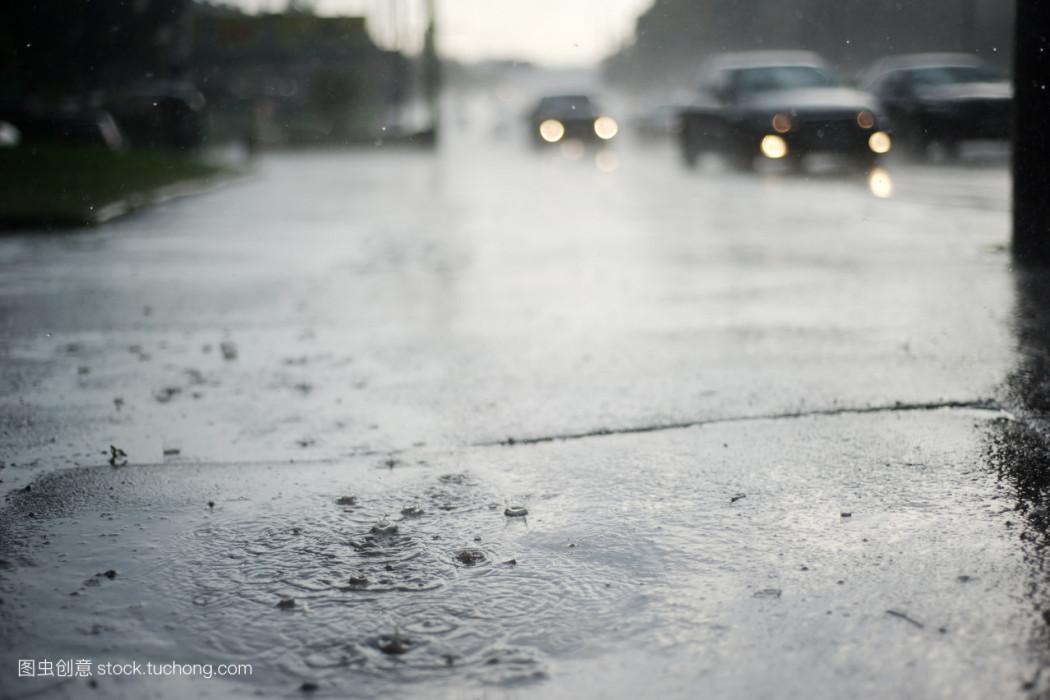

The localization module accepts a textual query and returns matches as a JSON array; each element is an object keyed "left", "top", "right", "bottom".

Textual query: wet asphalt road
[{"left": 1, "top": 117, "right": 1046, "bottom": 698}]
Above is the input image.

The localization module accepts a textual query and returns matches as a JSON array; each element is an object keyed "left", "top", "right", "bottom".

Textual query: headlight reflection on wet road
[
  {"left": 560, "top": 139, "right": 585, "bottom": 159},
  {"left": 595, "top": 148, "right": 619, "bottom": 172},
  {"left": 868, "top": 167, "right": 893, "bottom": 198}
]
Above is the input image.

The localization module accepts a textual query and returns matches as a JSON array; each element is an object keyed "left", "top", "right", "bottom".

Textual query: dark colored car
[
  {"left": 0, "top": 120, "right": 21, "bottom": 147},
  {"left": 0, "top": 108, "right": 124, "bottom": 150},
  {"left": 858, "top": 53, "right": 1012, "bottom": 158},
  {"left": 107, "top": 80, "right": 207, "bottom": 151},
  {"left": 678, "top": 51, "right": 890, "bottom": 171},
  {"left": 527, "top": 94, "right": 618, "bottom": 147}
]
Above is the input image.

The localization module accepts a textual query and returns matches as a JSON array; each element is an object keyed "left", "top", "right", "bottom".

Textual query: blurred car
[
  {"left": 0, "top": 120, "right": 20, "bottom": 147},
  {"left": 527, "top": 94, "right": 618, "bottom": 147},
  {"left": 858, "top": 53, "right": 1012, "bottom": 159},
  {"left": 108, "top": 80, "right": 206, "bottom": 150},
  {"left": 678, "top": 51, "right": 890, "bottom": 171},
  {"left": 0, "top": 109, "right": 124, "bottom": 149}
]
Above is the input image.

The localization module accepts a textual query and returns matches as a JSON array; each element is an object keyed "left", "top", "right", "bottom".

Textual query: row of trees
[
  {"left": 0, "top": 2, "right": 424, "bottom": 149},
  {"left": 605, "top": 0, "right": 1014, "bottom": 91},
  {"left": 0, "top": 0, "right": 193, "bottom": 106}
]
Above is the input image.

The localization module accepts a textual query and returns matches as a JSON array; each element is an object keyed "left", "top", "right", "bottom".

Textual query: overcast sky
[{"left": 226, "top": 0, "right": 654, "bottom": 67}]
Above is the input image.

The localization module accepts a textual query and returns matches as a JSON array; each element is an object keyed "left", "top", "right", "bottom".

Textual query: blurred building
[{"left": 191, "top": 6, "right": 410, "bottom": 146}]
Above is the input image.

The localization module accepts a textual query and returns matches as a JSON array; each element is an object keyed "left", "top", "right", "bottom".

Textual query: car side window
[
  {"left": 884, "top": 72, "right": 912, "bottom": 96},
  {"left": 695, "top": 69, "right": 724, "bottom": 99}
]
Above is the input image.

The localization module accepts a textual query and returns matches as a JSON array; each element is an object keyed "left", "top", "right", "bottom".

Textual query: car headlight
[
  {"left": 868, "top": 131, "right": 892, "bottom": 154},
  {"left": 539, "top": 119, "right": 565, "bottom": 143},
  {"left": 857, "top": 111, "right": 876, "bottom": 129},
  {"left": 761, "top": 134, "right": 788, "bottom": 159},
  {"left": 594, "top": 116, "right": 618, "bottom": 140}
]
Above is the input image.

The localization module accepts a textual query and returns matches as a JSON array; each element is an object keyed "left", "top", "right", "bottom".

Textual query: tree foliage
[
  {"left": 605, "top": 0, "right": 1013, "bottom": 90},
  {"left": 1, "top": 0, "right": 191, "bottom": 102}
]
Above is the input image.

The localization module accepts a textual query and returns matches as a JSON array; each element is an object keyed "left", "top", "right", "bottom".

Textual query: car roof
[
  {"left": 532, "top": 94, "right": 598, "bottom": 116},
  {"left": 858, "top": 53, "right": 991, "bottom": 85},
  {"left": 537, "top": 94, "right": 593, "bottom": 104},
  {"left": 695, "top": 51, "right": 837, "bottom": 90},
  {"left": 701, "top": 51, "right": 829, "bottom": 72}
]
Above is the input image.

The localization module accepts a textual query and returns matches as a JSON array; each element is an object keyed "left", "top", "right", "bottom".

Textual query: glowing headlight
[
  {"left": 539, "top": 119, "right": 565, "bottom": 143},
  {"left": 868, "top": 131, "right": 892, "bottom": 154},
  {"left": 857, "top": 111, "right": 876, "bottom": 129},
  {"left": 594, "top": 116, "right": 619, "bottom": 140},
  {"left": 760, "top": 134, "right": 788, "bottom": 159},
  {"left": 772, "top": 113, "right": 793, "bottom": 133}
]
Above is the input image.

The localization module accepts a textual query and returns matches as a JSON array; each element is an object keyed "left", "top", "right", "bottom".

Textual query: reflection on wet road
[{"left": 0, "top": 134, "right": 1013, "bottom": 469}]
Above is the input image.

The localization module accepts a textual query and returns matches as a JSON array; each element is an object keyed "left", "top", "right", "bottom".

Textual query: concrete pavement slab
[{"left": 2, "top": 406, "right": 1046, "bottom": 698}]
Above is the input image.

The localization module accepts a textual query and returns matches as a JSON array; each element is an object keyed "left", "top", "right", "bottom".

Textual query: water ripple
[{"left": 144, "top": 466, "right": 656, "bottom": 693}]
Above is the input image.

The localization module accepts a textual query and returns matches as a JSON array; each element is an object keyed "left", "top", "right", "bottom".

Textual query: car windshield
[
  {"left": 536, "top": 95, "right": 596, "bottom": 115},
  {"left": 729, "top": 65, "right": 841, "bottom": 93},
  {"left": 908, "top": 65, "right": 1004, "bottom": 86}
]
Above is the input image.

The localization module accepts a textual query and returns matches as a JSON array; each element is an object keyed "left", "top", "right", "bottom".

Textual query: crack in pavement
[
  {"left": 481, "top": 399, "right": 1014, "bottom": 447},
  {"left": 5, "top": 400, "right": 1015, "bottom": 477}
]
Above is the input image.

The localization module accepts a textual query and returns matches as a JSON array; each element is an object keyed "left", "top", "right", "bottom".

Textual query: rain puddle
[{"left": 0, "top": 452, "right": 660, "bottom": 697}]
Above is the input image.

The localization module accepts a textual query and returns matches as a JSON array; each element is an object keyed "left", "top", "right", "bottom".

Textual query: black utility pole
[
  {"left": 1013, "top": 0, "right": 1050, "bottom": 264},
  {"left": 421, "top": 0, "right": 440, "bottom": 145}
]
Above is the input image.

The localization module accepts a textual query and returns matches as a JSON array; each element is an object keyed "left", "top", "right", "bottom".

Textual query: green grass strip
[{"left": 0, "top": 144, "right": 232, "bottom": 227}]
